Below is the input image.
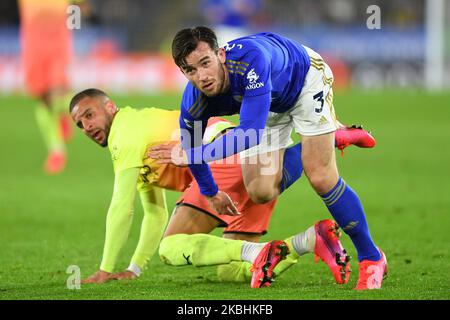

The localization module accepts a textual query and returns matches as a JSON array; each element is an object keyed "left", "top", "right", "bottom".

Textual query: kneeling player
[{"left": 70, "top": 88, "right": 373, "bottom": 287}]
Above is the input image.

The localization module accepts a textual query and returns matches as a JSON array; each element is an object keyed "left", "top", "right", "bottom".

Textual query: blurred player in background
[
  {"left": 149, "top": 26, "right": 386, "bottom": 290},
  {"left": 70, "top": 88, "right": 288, "bottom": 286},
  {"left": 70, "top": 88, "right": 371, "bottom": 287},
  {"left": 19, "top": 0, "right": 76, "bottom": 174},
  {"left": 201, "top": 0, "right": 266, "bottom": 46}
]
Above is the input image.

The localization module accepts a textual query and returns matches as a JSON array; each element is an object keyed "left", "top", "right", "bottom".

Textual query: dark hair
[
  {"left": 69, "top": 88, "right": 108, "bottom": 113},
  {"left": 172, "top": 26, "right": 219, "bottom": 68}
]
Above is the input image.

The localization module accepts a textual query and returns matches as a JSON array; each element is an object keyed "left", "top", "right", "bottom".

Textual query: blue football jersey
[
  {"left": 179, "top": 32, "right": 311, "bottom": 196},
  {"left": 181, "top": 32, "right": 310, "bottom": 124}
]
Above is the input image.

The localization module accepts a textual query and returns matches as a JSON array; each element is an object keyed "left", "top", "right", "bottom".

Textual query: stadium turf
[{"left": 0, "top": 90, "right": 449, "bottom": 300}]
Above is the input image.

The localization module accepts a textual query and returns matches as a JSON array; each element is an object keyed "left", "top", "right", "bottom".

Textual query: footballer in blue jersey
[{"left": 150, "top": 26, "right": 387, "bottom": 290}]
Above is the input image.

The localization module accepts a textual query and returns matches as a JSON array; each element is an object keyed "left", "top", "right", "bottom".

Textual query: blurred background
[
  {"left": 1, "top": 0, "right": 450, "bottom": 300},
  {"left": 0, "top": 0, "right": 449, "bottom": 93}
]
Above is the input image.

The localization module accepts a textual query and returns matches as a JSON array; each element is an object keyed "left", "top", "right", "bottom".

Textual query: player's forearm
[
  {"left": 179, "top": 117, "right": 218, "bottom": 196},
  {"left": 188, "top": 163, "right": 218, "bottom": 196},
  {"left": 185, "top": 92, "right": 271, "bottom": 164},
  {"left": 129, "top": 188, "right": 169, "bottom": 275},
  {"left": 100, "top": 168, "right": 140, "bottom": 273}
]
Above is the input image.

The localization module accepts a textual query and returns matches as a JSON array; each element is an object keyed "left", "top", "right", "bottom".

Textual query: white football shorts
[{"left": 240, "top": 45, "right": 339, "bottom": 159}]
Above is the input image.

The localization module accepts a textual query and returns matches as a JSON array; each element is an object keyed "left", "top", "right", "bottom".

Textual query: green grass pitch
[{"left": 0, "top": 90, "right": 449, "bottom": 300}]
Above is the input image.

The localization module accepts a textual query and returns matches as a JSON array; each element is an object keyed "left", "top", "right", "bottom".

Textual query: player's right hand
[
  {"left": 206, "top": 191, "right": 240, "bottom": 216},
  {"left": 110, "top": 270, "right": 137, "bottom": 281},
  {"left": 81, "top": 270, "right": 112, "bottom": 284}
]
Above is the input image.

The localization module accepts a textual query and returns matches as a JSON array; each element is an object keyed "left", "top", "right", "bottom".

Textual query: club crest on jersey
[
  {"left": 246, "top": 68, "right": 264, "bottom": 90},
  {"left": 247, "top": 68, "right": 259, "bottom": 83}
]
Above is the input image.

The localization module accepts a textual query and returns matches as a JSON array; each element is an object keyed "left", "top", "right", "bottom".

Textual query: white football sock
[
  {"left": 291, "top": 226, "right": 316, "bottom": 256},
  {"left": 241, "top": 242, "right": 266, "bottom": 264}
]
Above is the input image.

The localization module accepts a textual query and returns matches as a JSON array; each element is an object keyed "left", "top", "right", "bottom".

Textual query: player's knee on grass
[
  {"left": 159, "top": 233, "right": 242, "bottom": 267},
  {"left": 159, "top": 234, "right": 191, "bottom": 266}
]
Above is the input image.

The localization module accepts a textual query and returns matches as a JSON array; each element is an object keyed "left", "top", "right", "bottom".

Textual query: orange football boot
[
  {"left": 335, "top": 125, "right": 376, "bottom": 156},
  {"left": 314, "top": 219, "right": 351, "bottom": 284},
  {"left": 355, "top": 249, "right": 388, "bottom": 290},
  {"left": 44, "top": 150, "right": 66, "bottom": 175},
  {"left": 250, "top": 240, "right": 289, "bottom": 288}
]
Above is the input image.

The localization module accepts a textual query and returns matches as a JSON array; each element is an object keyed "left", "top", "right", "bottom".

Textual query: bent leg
[
  {"left": 241, "top": 149, "right": 285, "bottom": 204},
  {"left": 160, "top": 205, "right": 246, "bottom": 267},
  {"left": 35, "top": 101, "right": 64, "bottom": 154},
  {"left": 241, "top": 142, "right": 305, "bottom": 204},
  {"left": 159, "top": 233, "right": 244, "bottom": 267},
  {"left": 163, "top": 204, "right": 220, "bottom": 237},
  {"left": 35, "top": 100, "right": 66, "bottom": 174},
  {"left": 301, "top": 133, "right": 380, "bottom": 262},
  {"left": 301, "top": 132, "right": 339, "bottom": 194}
]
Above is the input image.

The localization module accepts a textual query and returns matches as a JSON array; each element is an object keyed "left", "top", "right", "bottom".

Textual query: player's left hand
[
  {"left": 147, "top": 142, "right": 188, "bottom": 166},
  {"left": 207, "top": 191, "right": 241, "bottom": 216},
  {"left": 81, "top": 270, "right": 112, "bottom": 284},
  {"left": 110, "top": 270, "right": 137, "bottom": 281}
]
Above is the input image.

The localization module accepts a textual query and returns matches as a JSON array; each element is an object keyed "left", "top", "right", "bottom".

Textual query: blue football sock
[
  {"left": 321, "top": 177, "right": 381, "bottom": 262},
  {"left": 279, "top": 143, "right": 303, "bottom": 193}
]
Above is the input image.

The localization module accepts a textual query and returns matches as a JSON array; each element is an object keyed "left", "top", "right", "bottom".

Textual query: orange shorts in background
[
  {"left": 20, "top": 0, "right": 72, "bottom": 96},
  {"left": 177, "top": 155, "right": 277, "bottom": 235}
]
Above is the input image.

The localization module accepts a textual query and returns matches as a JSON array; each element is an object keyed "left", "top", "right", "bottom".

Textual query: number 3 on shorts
[{"left": 313, "top": 90, "right": 324, "bottom": 113}]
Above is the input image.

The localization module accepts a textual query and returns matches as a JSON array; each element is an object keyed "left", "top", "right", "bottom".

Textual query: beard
[
  {"left": 100, "top": 138, "right": 108, "bottom": 148},
  {"left": 214, "top": 63, "right": 229, "bottom": 95},
  {"left": 100, "top": 120, "right": 112, "bottom": 147},
  {"left": 197, "top": 63, "right": 229, "bottom": 97},
  {"left": 89, "top": 130, "right": 108, "bottom": 148},
  {"left": 97, "top": 113, "right": 114, "bottom": 147}
]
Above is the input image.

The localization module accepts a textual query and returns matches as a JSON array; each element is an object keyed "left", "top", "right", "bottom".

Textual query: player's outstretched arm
[
  {"left": 81, "top": 168, "right": 140, "bottom": 284},
  {"left": 110, "top": 186, "right": 169, "bottom": 280}
]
